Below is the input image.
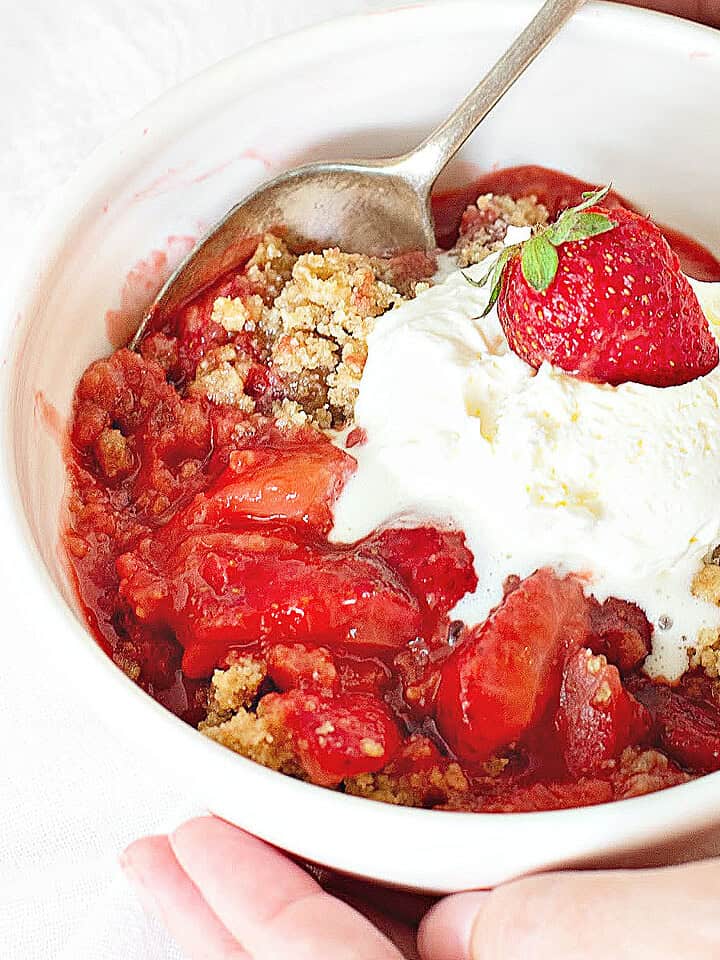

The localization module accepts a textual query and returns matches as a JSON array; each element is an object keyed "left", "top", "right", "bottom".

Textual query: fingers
[
  {"left": 418, "top": 860, "right": 720, "bottom": 960},
  {"left": 121, "top": 834, "right": 249, "bottom": 960},
  {"left": 167, "top": 816, "right": 407, "bottom": 960},
  {"left": 617, "top": 0, "right": 720, "bottom": 28},
  {"left": 416, "top": 891, "right": 487, "bottom": 960}
]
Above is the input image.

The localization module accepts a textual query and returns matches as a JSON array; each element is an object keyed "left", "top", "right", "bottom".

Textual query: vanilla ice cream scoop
[{"left": 330, "top": 232, "right": 720, "bottom": 680}]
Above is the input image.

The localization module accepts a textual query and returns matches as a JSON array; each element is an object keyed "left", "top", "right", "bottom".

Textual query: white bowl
[{"left": 5, "top": 0, "right": 720, "bottom": 894}]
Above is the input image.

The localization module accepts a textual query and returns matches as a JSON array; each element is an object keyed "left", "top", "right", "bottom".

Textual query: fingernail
[{"left": 417, "top": 891, "right": 487, "bottom": 960}]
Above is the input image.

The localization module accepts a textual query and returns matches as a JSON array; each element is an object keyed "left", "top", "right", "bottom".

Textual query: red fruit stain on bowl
[
  {"left": 191, "top": 159, "right": 233, "bottom": 185},
  {"left": 34, "top": 391, "right": 66, "bottom": 450},
  {"left": 132, "top": 168, "right": 185, "bottom": 203},
  {"left": 237, "top": 147, "right": 273, "bottom": 171},
  {"left": 104, "top": 235, "right": 197, "bottom": 347}
]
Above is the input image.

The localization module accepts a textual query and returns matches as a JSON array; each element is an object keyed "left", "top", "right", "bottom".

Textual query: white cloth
[{"left": 0, "top": 2, "right": 404, "bottom": 957}]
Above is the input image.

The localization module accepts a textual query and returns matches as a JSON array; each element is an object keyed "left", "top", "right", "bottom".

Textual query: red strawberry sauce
[{"left": 62, "top": 166, "right": 720, "bottom": 811}]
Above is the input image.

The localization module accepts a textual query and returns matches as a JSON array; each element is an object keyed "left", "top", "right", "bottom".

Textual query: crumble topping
[
  {"left": 261, "top": 248, "right": 405, "bottom": 426},
  {"left": 244, "top": 233, "right": 298, "bottom": 302},
  {"left": 613, "top": 747, "right": 690, "bottom": 800},
  {"left": 201, "top": 708, "right": 302, "bottom": 776},
  {"left": 345, "top": 759, "right": 470, "bottom": 808},
  {"left": 196, "top": 238, "right": 434, "bottom": 429},
  {"left": 212, "top": 294, "right": 265, "bottom": 333},
  {"left": 692, "top": 559, "right": 720, "bottom": 605},
  {"left": 455, "top": 193, "right": 549, "bottom": 268},
  {"left": 690, "top": 558, "right": 720, "bottom": 677},
  {"left": 203, "top": 657, "right": 267, "bottom": 725},
  {"left": 689, "top": 628, "right": 720, "bottom": 678},
  {"left": 272, "top": 397, "right": 309, "bottom": 429},
  {"left": 187, "top": 344, "right": 256, "bottom": 410},
  {"left": 95, "top": 427, "right": 134, "bottom": 479},
  {"left": 200, "top": 659, "right": 303, "bottom": 776}
]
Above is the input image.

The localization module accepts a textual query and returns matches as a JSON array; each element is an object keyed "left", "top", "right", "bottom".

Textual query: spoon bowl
[{"left": 139, "top": 157, "right": 436, "bottom": 329}]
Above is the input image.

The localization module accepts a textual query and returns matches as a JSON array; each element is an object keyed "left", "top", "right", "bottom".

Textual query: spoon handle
[{"left": 400, "top": 0, "right": 586, "bottom": 192}]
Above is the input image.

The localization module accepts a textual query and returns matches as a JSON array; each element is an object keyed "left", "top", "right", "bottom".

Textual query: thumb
[
  {"left": 619, "top": 0, "right": 720, "bottom": 28},
  {"left": 416, "top": 891, "right": 489, "bottom": 960},
  {"left": 417, "top": 860, "right": 720, "bottom": 960}
]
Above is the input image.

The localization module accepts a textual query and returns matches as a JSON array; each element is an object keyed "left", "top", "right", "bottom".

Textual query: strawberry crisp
[{"left": 64, "top": 166, "right": 720, "bottom": 813}]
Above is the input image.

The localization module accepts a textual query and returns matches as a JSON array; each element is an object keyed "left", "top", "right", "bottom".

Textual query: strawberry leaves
[
  {"left": 464, "top": 246, "right": 516, "bottom": 316},
  {"left": 520, "top": 234, "right": 559, "bottom": 293},
  {"left": 464, "top": 184, "right": 616, "bottom": 306}
]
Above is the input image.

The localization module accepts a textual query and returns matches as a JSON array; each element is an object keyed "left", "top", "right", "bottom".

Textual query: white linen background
[{"left": 0, "top": 2, "right": 410, "bottom": 957}]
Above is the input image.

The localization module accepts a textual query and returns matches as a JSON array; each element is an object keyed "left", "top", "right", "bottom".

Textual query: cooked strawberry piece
[
  {"left": 71, "top": 348, "right": 173, "bottom": 450},
  {"left": 628, "top": 676, "right": 720, "bottom": 773},
  {"left": 173, "top": 272, "right": 264, "bottom": 380},
  {"left": 473, "top": 778, "right": 614, "bottom": 813},
  {"left": 435, "top": 569, "right": 590, "bottom": 762},
  {"left": 345, "top": 427, "right": 367, "bottom": 449},
  {"left": 335, "top": 654, "right": 393, "bottom": 695},
  {"left": 589, "top": 596, "right": 652, "bottom": 673},
  {"left": 380, "top": 250, "right": 437, "bottom": 295},
  {"left": 118, "top": 530, "right": 421, "bottom": 678},
  {"left": 265, "top": 642, "right": 339, "bottom": 695},
  {"left": 259, "top": 690, "right": 401, "bottom": 787},
  {"left": 496, "top": 203, "right": 718, "bottom": 388},
  {"left": 556, "top": 648, "right": 651, "bottom": 777},
  {"left": 367, "top": 527, "right": 477, "bottom": 619},
  {"left": 181, "top": 439, "right": 355, "bottom": 534},
  {"left": 383, "top": 734, "right": 446, "bottom": 776},
  {"left": 139, "top": 331, "right": 181, "bottom": 379}
]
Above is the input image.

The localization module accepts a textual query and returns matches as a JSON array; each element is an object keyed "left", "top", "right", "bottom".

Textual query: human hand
[
  {"left": 122, "top": 815, "right": 720, "bottom": 959},
  {"left": 618, "top": 0, "right": 719, "bottom": 27}
]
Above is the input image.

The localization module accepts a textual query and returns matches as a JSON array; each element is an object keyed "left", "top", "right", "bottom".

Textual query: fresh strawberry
[
  {"left": 556, "top": 648, "right": 651, "bottom": 777},
  {"left": 259, "top": 690, "right": 401, "bottom": 787},
  {"left": 473, "top": 186, "right": 718, "bottom": 387},
  {"left": 627, "top": 676, "right": 720, "bottom": 773},
  {"left": 435, "top": 569, "right": 590, "bottom": 763},
  {"left": 117, "top": 529, "right": 422, "bottom": 678}
]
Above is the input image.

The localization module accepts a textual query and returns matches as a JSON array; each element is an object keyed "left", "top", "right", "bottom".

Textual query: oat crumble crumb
[
  {"left": 272, "top": 397, "right": 309, "bottom": 429},
  {"left": 483, "top": 756, "right": 510, "bottom": 778},
  {"left": 455, "top": 193, "right": 549, "bottom": 268},
  {"left": 211, "top": 294, "right": 265, "bottom": 333},
  {"left": 245, "top": 233, "right": 298, "bottom": 302},
  {"left": 614, "top": 747, "right": 690, "bottom": 799},
  {"left": 359, "top": 738, "right": 384, "bottom": 758},
  {"left": 345, "top": 761, "right": 470, "bottom": 808},
  {"left": 262, "top": 248, "right": 405, "bottom": 427},
  {"left": 202, "top": 658, "right": 267, "bottom": 726},
  {"left": 689, "top": 628, "right": 720, "bottom": 678},
  {"left": 692, "top": 560, "right": 720, "bottom": 605},
  {"left": 95, "top": 428, "right": 134, "bottom": 479},
  {"left": 201, "top": 708, "right": 301, "bottom": 776},
  {"left": 187, "top": 345, "right": 255, "bottom": 410}
]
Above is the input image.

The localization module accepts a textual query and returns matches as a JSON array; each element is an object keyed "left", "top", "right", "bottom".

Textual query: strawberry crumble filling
[{"left": 63, "top": 166, "right": 720, "bottom": 812}]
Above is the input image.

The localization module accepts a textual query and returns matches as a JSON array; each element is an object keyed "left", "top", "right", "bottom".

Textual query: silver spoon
[{"left": 131, "top": 0, "right": 585, "bottom": 347}]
